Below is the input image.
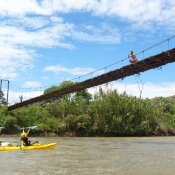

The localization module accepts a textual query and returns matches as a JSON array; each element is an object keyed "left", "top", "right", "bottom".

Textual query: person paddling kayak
[
  {"left": 21, "top": 128, "right": 31, "bottom": 146},
  {"left": 20, "top": 127, "right": 38, "bottom": 146}
]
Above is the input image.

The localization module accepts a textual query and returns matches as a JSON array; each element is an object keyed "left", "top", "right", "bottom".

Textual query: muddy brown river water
[{"left": 0, "top": 136, "right": 175, "bottom": 175}]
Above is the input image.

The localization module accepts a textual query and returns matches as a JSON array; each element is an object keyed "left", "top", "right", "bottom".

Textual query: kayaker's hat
[{"left": 21, "top": 132, "right": 27, "bottom": 137}]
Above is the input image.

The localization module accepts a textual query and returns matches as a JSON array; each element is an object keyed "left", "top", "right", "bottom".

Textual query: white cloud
[
  {"left": 0, "top": 41, "right": 36, "bottom": 80},
  {"left": 0, "top": 23, "right": 75, "bottom": 48},
  {"left": 72, "top": 23, "right": 120, "bottom": 44},
  {"left": 1, "top": 16, "right": 50, "bottom": 29},
  {"left": 111, "top": 82, "right": 175, "bottom": 99},
  {"left": 22, "top": 81, "right": 42, "bottom": 88},
  {"left": 50, "top": 16, "right": 63, "bottom": 23},
  {"left": 0, "top": 0, "right": 49, "bottom": 16},
  {"left": 1, "top": 0, "right": 175, "bottom": 26},
  {"left": 0, "top": 0, "right": 174, "bottom": 97},
  {"left": 87, "top": 81, "right": 175, "bottom": 100},
  {"left": 44, "top": 64, "right": 96, "bottom": 75}
]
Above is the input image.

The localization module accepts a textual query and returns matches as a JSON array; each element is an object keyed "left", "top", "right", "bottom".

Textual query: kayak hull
[{"left": 0, "top": 142, "right": 57, "bottom": 151}]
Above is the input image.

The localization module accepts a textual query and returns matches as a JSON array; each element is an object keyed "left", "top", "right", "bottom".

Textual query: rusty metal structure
[{"left": 8, "top": 48, "right": 175, "bottom": 111}]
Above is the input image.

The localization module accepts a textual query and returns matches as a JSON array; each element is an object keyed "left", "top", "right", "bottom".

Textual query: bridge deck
[{"left": 8, "top": 48, "right": 175, "bottom": 110}]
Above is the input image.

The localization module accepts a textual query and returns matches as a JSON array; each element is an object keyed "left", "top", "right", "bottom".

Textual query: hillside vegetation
[{"left": 1, "top": 81, "right": 175, "bottom": 136}]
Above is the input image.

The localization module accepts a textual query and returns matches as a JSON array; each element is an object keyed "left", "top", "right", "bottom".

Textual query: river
[{"left": 0, "top": 136, "right": 175, "bottom": 175}]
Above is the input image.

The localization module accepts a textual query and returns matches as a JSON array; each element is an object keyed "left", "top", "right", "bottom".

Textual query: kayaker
[
  {"left": 0, "top": 140, "right": 13, "bottom": 146},
  {"left": 21, "top": 128, "right": 31, "bottom": 146}
]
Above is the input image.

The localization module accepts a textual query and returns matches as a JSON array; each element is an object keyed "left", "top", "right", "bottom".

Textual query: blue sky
[{"left": 0, "top": 0, "right": 175, "bottom": 105}]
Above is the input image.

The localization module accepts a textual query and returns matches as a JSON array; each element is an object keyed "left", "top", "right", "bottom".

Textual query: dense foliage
[
  {"left": 0, "top": 90, "right": 7, "bottom": 106},
  {"left": 1, "top": 81, "right": 175, "bottom": 136}
]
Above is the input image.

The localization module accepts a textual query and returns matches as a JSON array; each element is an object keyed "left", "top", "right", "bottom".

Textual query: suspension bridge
[{"left": 4, "top": 36, "right": 175, "bottom": 111}]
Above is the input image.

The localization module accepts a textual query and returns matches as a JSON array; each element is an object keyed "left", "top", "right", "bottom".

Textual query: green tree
[
  {"left": 0, "top": 90, "right": 7, "bottom": 106},
  {"left": 43, "top": 85, "right": 58, "bottom": 95},
  {"left": 74, "top": 89, "right": 92, "bottom": 103},
  {"left": 58, "top": 81, "right": 75, "bottom": 102},
  {"left": 43, "top": 81, "right": 75, "bottom": 102}
]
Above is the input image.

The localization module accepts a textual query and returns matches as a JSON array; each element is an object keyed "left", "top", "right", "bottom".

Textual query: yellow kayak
[{"left": 0, "top": 142, "right": 57, "bottom": 151}]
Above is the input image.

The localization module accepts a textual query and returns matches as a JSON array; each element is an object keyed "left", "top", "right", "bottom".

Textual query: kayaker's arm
[{"left": 26, "top": 128, "right": 30, "bottom": 137}]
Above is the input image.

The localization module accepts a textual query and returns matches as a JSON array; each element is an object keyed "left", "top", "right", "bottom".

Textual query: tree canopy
[{"left": 0, "top": 90, "right": 7, "bottom": 106}]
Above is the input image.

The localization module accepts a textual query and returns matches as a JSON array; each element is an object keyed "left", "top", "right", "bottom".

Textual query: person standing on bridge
[
  {"left": 19, "top": 95, "right": 23, "bottom": 102},
  {"left": 128, "top": 51, "right": 138, "bottom": 64}
]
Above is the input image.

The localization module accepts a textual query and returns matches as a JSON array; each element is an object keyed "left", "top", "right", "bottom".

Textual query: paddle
[
  {"left": 16, "top": 125, "right": 37, "bottom": 147},
  {"left": 16, "top": 125, "right": 37, "bottom": 131}
]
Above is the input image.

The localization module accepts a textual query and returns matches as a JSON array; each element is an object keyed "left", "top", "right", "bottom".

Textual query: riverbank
[{"left": 1, "top": 126, "right": 175, "bottom": 137}]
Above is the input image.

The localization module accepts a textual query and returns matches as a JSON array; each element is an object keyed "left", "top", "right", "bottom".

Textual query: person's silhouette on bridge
[
  {"left": 128, "top": 51, "right": 138, "bottom": 64},
  {"left": 19, "top": 95, "right": 23, "bottom": 102}
]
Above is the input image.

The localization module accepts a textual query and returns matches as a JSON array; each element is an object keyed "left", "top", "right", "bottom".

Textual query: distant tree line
[{"left": 1, "top": 81, "right": 175, "bottom": 136}]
